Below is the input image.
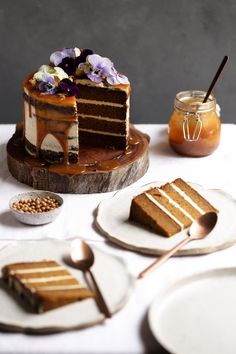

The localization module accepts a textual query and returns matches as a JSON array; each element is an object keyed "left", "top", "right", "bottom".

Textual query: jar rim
[{"left": 175, "top": 90, "right": 216, "bottom": 112}]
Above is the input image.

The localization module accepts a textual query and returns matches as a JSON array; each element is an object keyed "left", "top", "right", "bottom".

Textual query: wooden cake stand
[{"left": 7, "top": 126, "right": 150, "bottom": 194}]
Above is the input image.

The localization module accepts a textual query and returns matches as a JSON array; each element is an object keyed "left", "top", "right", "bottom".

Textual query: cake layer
[
  {"left": 130, "top": 193, "right": 182, "bottom": 236},
  {"left": 130, "top": 178, "right": 218, "bottom": 237},
  {"left": 76, "top": 100, "right": 127, "bottom": 120},
  {"left": 172, "top": 178, "right": 218, "bottom": 213},
  {"left": 2, "top": 260, "right": 93, "bottom": 313},
  {"left": 79, "top": 115, "right": 126, "bottom": 134},
  {"left": 24, "top": 93, "right": 76, "bottom": 117},
  {"left": 79, "top": 130, "right": 127, "bottom": 149},
  {"left": 76, "top": 80, "right": 129, "bottom": 104}
]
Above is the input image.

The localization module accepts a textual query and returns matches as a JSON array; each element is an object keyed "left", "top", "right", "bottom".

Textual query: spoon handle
[
  {"left": 138, "top": 236, "right": 190, "bottom": 279},
  {"left": 88, "top": 269, "right": 112, "bottom": 318}
]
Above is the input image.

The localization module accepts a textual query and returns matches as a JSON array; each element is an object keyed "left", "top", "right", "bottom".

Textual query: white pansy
[
  {"left": 53, "top": 67, "right": 69, "bottom": 80},
  {"left": 33, "top": 65, "right": 68, "bottom": 82}
]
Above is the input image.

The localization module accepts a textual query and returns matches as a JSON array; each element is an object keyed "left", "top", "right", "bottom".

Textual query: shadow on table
[
  {"left": 0, "top": 211, "right": 25, "bottom": 228},
  {"left": 149, "top": 127, "right": 182, "bottom": 158},
  {"left": 140, "top": 311, "right": 170, "bottom": 354}
]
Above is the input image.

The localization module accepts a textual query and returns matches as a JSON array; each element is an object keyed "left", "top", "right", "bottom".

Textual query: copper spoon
[
  {"left": 70, "top": 239, "right": 112, "bottom": 318},
  {"left": 138, "top": 211, "right": 218, "bottom": 279}
]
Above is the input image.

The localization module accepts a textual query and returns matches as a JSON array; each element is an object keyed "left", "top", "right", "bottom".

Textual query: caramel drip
[{"left": 35, "top": 109, "right": 72, "bottom": 165}]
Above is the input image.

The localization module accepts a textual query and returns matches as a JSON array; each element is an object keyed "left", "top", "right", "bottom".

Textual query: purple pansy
[
  {"left": 58, "top": 57, "right": 77, "bottom": 76},
  {"left": 50, "top": 47, "right": 81, "bottom": 67},
  {"left": 75, "top": 49, "right": 94, "bottom": 66},
  {"left": 103, "top": 65, "right": 129, "bottom": 85},
  {"left": 79, "top": 54, "right": 113, "bottom": 84},
  {"left": 79, "top": 54, "right": 129, "bottom": 85},
  {"left": 58, "top": 78, "right": 79, "bottom": 96},
  {"left": 38, "top": 73, "right": 57, "bottom": 95}
]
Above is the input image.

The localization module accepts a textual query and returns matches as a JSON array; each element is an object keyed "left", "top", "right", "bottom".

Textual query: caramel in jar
[{"left": 168, "top": 91, "right": 221, "bottom": 156}]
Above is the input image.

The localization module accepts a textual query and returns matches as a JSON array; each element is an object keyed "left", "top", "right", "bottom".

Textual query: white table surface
[{"left": 0, "top": 123, "right": 236, "bottom": 354}]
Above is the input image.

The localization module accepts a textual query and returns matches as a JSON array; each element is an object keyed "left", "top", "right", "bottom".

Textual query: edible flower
[
  {"left": 33, "top": 65, "right": 68, "bottom": 82},
  {"left": 50, "top": 47, "right": 81, "bottom": 66},
  {"left": 58, "top": 78, "right": 79, "bottom": 96},
  {"left": 79, "top": 54, "right": 129, "bottom": 85},
  {"left": 75, "top": 49, "right": 94, "bottom": 65},
  {"left": 38, "top": 73, "right": 57, "bottom": 95}
]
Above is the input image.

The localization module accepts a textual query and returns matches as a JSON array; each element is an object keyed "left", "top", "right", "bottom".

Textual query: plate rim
[
  {"left": 95, "top": 181, "right": 236, "bottom": 256},
  {"left": 0, "top": 239, "right": 135, "bottom": 334},
  {"left": 148, "top": 266, "right": 236, "bottom": 354}
]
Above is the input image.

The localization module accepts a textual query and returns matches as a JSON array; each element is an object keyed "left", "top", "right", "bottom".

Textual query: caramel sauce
[
  {"left": 129, "top": 135, "right": 140, "bottom": 145},
  {"left": 168, "top": 96, "right": 221, "bottom": 157},
  {"left": 25, "top": 157, "right": 46, "bottom": 167},
  {"left": 95, "top": 160, "right": 120, "bottom": 171},
  {"left": 49, "top": 163, "right": 86, "bottom": 175}
]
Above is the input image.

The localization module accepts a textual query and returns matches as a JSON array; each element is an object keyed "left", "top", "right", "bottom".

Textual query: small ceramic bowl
[{"left": 9, "top": 191, "right": 64, "bottom": 225}]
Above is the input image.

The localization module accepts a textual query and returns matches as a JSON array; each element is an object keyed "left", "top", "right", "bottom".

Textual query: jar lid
[{"left": 175, "top": 90, "right": 216, "bottom": 113}]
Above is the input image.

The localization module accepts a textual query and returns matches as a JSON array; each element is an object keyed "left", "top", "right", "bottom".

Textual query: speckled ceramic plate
[
  {"left": 149, "top": 268, "right": 236, "bottom": 354},
  {"left": 0, "top": 239, "right": 134, "bottom": 333},
  {"left": 96, "top": 182, "right": 236, "bottom": 256}
]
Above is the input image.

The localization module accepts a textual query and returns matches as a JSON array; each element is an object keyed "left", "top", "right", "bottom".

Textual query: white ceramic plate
[
  {"left": 96, "top": 182, "right": 236, "bottom": 255},
  {"left": 0, "top": 239, "right": 134, "bottom": 333},
  {"left": 148, "top": 267, "right": 236, "bottom": 354}
]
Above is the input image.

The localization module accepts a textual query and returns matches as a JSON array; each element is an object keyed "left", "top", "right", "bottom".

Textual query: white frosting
[
  {"left": 21, "top": 275, "right": 74, "bottom": 284},
  {"left": 145, "top": 193, "right": 184, "bottom": 230},
  {"left": 30, "top": 284, "right": 84, "bottom": 292},
  {"left": 79, "top": 113, "right": 126, "bottom": 123},
  {"left": 75, "top": 78, "right": 130, "bottom": 93},
  {"left": 79, "top": 128, "right": 125, "bottom": 137},
  {"left": 170, "top": 183, "right": 205, "bottom": 215},
  {"left": 158, "top": 188, "right": 195, "bottom": 222},
  {"left": 10, "top": 266, "right": 65, "bottom": 275},
  {"left": 77, "top": 98, "right": 123, "bottom": 107}
]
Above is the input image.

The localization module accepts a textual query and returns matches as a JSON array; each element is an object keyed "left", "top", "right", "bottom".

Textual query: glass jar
[{"left": 168, "top": 90, "right": 221, "bottom": 156}]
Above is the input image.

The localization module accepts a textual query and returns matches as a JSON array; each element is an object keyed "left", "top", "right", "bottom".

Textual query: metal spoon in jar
[
  {"left": 138, "top": 211, "right": 218, "bottom": 279},
  {"left": 70, "top": 239, "right": 112, "bottom": 318}
]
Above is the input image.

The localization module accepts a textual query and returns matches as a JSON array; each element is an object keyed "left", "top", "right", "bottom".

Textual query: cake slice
[
  {"left": 130, "top": 178, "right": 218, "bottom": 237},
  {"left": 2, "top": 260, "right": 93, "bottom": 313}
]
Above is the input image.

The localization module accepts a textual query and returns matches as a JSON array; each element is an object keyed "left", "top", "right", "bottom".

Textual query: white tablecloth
[{"left": 0, "top": 124, "right": 236, "bottom": 354}]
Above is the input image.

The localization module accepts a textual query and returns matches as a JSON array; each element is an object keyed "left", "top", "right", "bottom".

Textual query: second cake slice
[{"left": 130, "top": 178, "right": 218, "bottom": 237}]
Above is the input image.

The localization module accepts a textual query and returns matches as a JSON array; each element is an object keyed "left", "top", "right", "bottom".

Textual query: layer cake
[
  {"left": 130, "top": 178, "right": 218, "bottom": 237},
  {"left": 2, "top": 260, "right": 93, "bottom": 313},
  {"left": 23, "top": 47, "right": 130, "bottom": 164}
]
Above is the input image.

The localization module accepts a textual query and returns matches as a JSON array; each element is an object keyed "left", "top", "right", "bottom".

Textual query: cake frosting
[{"left": 23, "top": 47, "right": 130, "bottom": 164}]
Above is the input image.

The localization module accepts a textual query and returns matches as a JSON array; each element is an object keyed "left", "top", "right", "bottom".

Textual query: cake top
[{"left": 30, "top": 47, "right": 129, "bottom": 97}]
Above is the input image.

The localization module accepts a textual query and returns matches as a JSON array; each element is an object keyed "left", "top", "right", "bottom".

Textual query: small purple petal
[
  {"left": 61, "top": 48, "right": 74, "bottom": 58},
  {"left": 87, "top": 72, "right": 103, "bottom": 83},
  {"left": 50, "top": 51, "right": 66, "bottom": 66},
  {"left": 87, "top": 54, "right": 102, "bottom": 67},
  {"left": 41, "top": 73, "right": 55, "bottom": 84},
  {"left": 39, "top": 81, "right": 57, "bottom": 94},
  {"left": 58, "top": 78, "right": 79, "bottom": 96},
  {"left": 106, "top": 75, "right": 120, "bottom": 85}
]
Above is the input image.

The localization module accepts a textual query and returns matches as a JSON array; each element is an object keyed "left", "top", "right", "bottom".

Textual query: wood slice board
[{"left": 7, "top": 127, "right": 149, "bottom": 194}]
